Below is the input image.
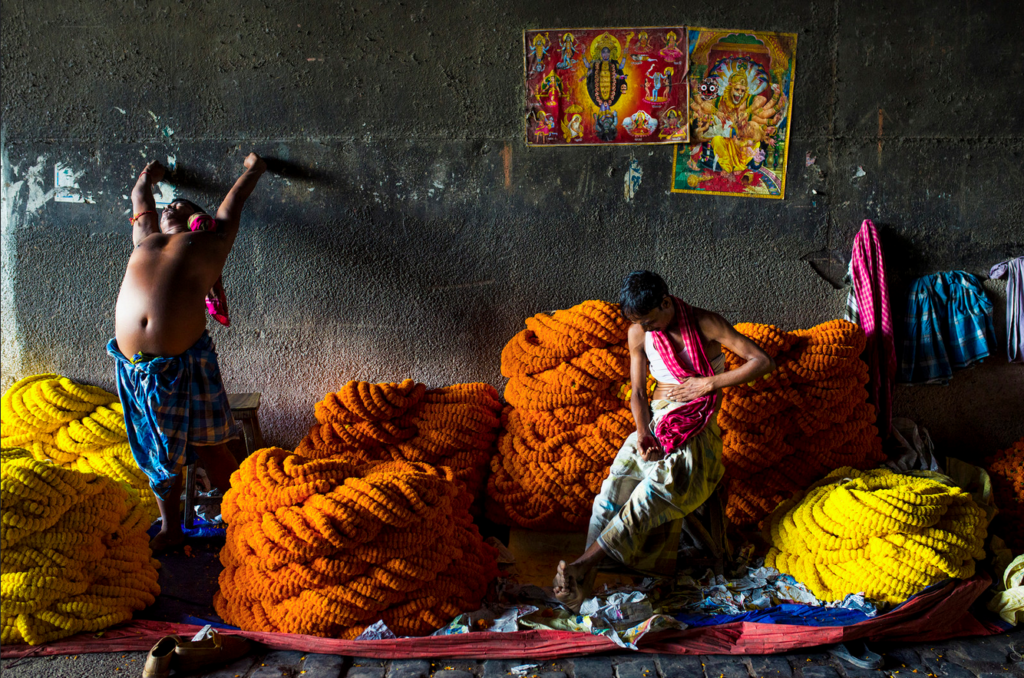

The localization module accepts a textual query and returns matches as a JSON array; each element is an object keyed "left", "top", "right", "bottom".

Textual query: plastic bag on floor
[{"left": 988, "top": 554, "right": 1024, "bottom": 625}]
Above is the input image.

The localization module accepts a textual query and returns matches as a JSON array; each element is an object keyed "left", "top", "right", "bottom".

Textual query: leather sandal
[
  {"left": 173, "top": 629, "right": 252, "bottom": 674},
  {"left": 826, "top": 640, "right": 883, "bottom": 669},
  {"left": 142, "top": 635, "right": 182, "bottom": 678}
]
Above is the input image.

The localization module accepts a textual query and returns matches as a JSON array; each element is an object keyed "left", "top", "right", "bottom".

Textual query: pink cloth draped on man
[
  {"left": 850, "top": 219, "right": 895, "bottom": 437},
  {"left": 188, "top": 213, "right": 231, "bottom": 327},
  {"left": 648, "top": 297, "right": 718, "bottom": 451}
]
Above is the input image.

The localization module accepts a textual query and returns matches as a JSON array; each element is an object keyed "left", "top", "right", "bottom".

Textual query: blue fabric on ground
[{"left": 676, "top": 603, "right": 871, "bottom": 627}]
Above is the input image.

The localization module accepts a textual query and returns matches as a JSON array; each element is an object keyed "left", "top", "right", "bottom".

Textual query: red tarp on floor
[{"left": 0, "top": 575, "right": 1008, "bottom": 660}]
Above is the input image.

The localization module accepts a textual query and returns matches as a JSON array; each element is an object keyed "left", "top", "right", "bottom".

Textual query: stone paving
[{"left": 4, "top": 628, "right": 1022, "bottom": 678}]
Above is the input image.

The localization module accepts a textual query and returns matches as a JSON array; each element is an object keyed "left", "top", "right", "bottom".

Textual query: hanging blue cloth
[{"left": 900, "top": 271, "right": 995, "bottom": 383}]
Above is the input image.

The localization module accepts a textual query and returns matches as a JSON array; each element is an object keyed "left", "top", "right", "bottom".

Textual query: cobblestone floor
[{"left": 4, "top": 628, "right": 1022, "bottom": 678}]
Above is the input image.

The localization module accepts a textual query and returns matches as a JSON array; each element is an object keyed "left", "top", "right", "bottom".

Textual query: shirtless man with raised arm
[
  {"left": 108, "top": 152, "right": 266, "bottom": 552},
  {"left": 553, "top": 270, "right": 776, "bottom": 610}
]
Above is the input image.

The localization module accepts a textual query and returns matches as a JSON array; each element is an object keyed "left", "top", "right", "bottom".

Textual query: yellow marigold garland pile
[
  {"left": 765, "top": 467, "right": 987, "bottom": 604},
  {"left": 295, "top": 380, "right": 502, "bottom": 502},
  {"left": 1, "top": 448, "right": 160, "bottom": 645},
  {"left": 1, "top": 375, "right": 158, "bottom": 521},
  {"left": 719, "top": 321, "right": 886, "bottom": 527},
  {"left": 987, "top": 437, "right": 1024, "bottom": 552},
  {"left": 214, "top": 448, "right": 498, "bottom": 638},
  {"left": 487, "top": 300, "right": 639, "bottom": 530}
]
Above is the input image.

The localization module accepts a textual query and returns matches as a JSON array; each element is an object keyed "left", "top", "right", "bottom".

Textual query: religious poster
[
  {"left": 671, "top": 28, "right": 797, "bottom": 199},
  {"left": 524, "top": 27, "right": 690, "bottom": 146}
]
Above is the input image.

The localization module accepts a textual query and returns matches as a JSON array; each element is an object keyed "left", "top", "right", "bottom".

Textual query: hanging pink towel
[
  {"left": 850, "top": 219, "right": 895, "bottom": 436},
  {"left": 188, "top": 213, "right": 231, "bottom": 327},
  {"left": 648, "top": 297, "right": 719, "bottom": 451}
]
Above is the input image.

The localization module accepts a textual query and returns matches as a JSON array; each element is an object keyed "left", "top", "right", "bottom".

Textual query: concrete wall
[{"left": 2, "top": 1, "right": 1022, "bottom": 461}]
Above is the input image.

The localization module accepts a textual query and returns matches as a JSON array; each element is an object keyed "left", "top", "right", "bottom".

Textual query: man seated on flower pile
[
  {"left": 108, "top": 152, "right": 266, "bottom": 552},
  {"left": 554, "top": 270, "right": 776, "bottom": 610}
]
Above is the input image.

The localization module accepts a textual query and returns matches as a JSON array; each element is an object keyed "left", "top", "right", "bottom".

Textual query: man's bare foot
[
  {"left": 150, "top": 528, "right": 185, "bottom": 554},
  {"left": 553, "top": 560, "right": 590, "bottom": 613}
]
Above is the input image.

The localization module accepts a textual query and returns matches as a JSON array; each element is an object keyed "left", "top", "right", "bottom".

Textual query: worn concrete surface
[
  {"left": 1, "top": 1, "right": 1022, "bottom": 458},
  {"left": 4, "top": 630, "right": 1023, "bottom": 678}
]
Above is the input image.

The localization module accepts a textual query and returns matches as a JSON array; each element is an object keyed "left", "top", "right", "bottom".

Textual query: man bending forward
[
  {"left": 109, "top": 153, "right": 266, "bottom": 552},
  {"left": 554, "top": 271, "right": 776, "bottom": 609}
]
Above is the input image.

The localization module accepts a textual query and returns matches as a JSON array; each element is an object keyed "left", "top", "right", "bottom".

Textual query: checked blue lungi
[{"left": 107, "top": 331, "right": 239, "bottom": 499}]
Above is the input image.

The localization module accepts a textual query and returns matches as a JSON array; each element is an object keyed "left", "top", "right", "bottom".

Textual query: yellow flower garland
[
  {"left": 1, "top": 375, "right": 158, "bottom": 520},
  {"left": 765, "top": 467, "right": 987, "bottom": 604},
  {"left": 1, "top": 448, "right": 160, "bottom": 645}
]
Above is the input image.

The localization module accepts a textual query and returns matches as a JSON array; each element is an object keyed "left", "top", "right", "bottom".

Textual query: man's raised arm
[
  {"left": 130, "top": 161, "right": 164, "bottom": 247},
  {"left": 214, "top": 153, "right": 267, "bottom": 249}
]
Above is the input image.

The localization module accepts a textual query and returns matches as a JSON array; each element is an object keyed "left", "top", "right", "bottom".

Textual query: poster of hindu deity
[
  {"left": 524, "top": 27, "right": 690, "bottom": 146},
  {"left": 671, "top": 28, "right": 797, "bottom": 198}
]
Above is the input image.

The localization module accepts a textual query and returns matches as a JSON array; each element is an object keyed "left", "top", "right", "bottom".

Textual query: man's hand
[
  {"left": 665, "top": 376, "right": 716, "bottom": 403},
  {"left": 639, "top": 434, "right": 665, "bottom": 462},
  {"left": 243, "top": 152, "right": 267, "bottom": 174},
  {"left": 142, "top": 160, "right": 166, "bottom": 184}
]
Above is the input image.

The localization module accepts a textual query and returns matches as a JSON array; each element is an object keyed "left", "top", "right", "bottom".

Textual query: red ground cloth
[{"left": 0, "top": 575, "right": 1006, "bottom": 660}]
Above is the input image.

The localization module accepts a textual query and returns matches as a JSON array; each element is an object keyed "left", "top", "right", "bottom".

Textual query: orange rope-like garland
[
  {"left": 986, "top": 437, "right": 1024, "bottom": 552},
  {"left": 720, "top": 320, "right": 885, "bottom": 527},
  {"left": 214, "top": 448, "right": 498, "bottom": 638},
  {"left": 297, "top": 380, "right": 502, "bottom": 503},
  {"left": 487, "top": 300, "right": 643, "bottom": 530},
  {"left": 489, "top": 306, "right": 885, "bottom": 532}
]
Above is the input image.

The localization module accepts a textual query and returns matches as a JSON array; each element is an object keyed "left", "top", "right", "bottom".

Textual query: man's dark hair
[
  {"left": 619, "top": 270, "right": 669, "bottom": 319},
  {"left": 171, "top": 198, "right": 206, "bottom": 214}
]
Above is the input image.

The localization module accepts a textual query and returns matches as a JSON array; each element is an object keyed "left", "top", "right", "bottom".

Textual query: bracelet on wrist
[{"left": 130, "top": 210, "right": 156, "bottom": 225}]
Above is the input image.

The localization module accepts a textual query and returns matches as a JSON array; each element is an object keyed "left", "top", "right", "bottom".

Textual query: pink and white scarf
[
  {"left": 648, "top": 297, "right": 718, "bottom": 451},
  {"left": 850, "top": 219, "right": 895, "bottom": 437},
  {"left": 188, "top": 213, "right": 231, "bottom": 327}
]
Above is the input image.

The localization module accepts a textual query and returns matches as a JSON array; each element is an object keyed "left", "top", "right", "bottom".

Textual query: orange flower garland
[
  {"left": 297, "top": 380, "right": 502, "bottom": 503},
  {"left": 214, "top": 448, "right": 498, "bottom": 638},
  {"left": 986, "top": 437, "right": 1024, "bottom": 551},
  {"left": 487, "top": 300, "right": 640, "bottom": 530},
  {"left": 719, "top": 320, "right": 885, "bottom": 527},
  {"left": 491, "top": 307, "right": 884, "bottom": 531}
]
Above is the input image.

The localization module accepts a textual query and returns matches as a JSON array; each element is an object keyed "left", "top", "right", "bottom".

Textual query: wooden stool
[{"left": 183, "top": 392, "right": 264, "bottom": 529}]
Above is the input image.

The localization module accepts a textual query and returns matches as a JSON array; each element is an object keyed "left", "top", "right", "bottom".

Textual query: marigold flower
[
  {"left": 986, "top": 437, "right": 1024, "bottom": 551},
  {"left": 765, "top": 467, "right": 986, "bottom": 604},
  {"left": 1, "top": 375, "right": 159, "bottom": 522},
  {"left": 215, "top": 448, "right": 498, "bottom": 638},
  {"left": 0, "top": 449, "right": 159, "bottom": 645}
]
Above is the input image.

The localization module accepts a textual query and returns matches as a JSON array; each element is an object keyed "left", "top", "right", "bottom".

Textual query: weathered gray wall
[{"left": 2, "top": 1, "right": 1022, "bottom": 460}]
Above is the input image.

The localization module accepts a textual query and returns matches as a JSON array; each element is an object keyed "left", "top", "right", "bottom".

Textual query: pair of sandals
[{"left": 142, "top": 629, "right": 251, "bottom": 678}]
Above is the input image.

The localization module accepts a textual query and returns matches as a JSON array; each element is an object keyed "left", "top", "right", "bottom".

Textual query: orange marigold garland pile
[
  {"left": 214, "top": 448, "right": 498, "bottom": 638},
  {"left": 487, "top": 300, "right": 638, "bottom": 530},
  {"left": 986, "top": 437, "right": 1024, "bottom": 551},
  {"left": 720, "top": 320, "right": 885, "bottom": 527},
  {"left": 295, "top": 380, "right": 502, "bottom": 502}
]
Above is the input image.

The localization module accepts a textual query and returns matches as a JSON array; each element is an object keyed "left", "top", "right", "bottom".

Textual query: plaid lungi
[
  {"left": 900, "top": 271, "right": 995, "bottom": 383},
  {"left": 107, "top": 331, "right": 239, "bottom": 499},
  {"left": 587, "top": 400, "right": 725, "bottom": 576}
]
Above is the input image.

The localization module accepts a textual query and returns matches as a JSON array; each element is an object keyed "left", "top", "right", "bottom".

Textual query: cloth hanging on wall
[
  {"left": 989, "top": 256, "right": 1024, "bottom": 364},
  {"left": 845, "top": 220, "right": 896, "bottom": 437},
  {"left": 900, "top": 271, "right": 995, "bottom": 384}
]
